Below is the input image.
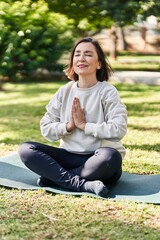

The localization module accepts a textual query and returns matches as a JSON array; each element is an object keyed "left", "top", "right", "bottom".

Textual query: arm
[
  {"left": 85, "top": 90, "right": 127, "bottom": 141},
  {"left": 40, "top": 91, "right": 72, "bottom": 141}
]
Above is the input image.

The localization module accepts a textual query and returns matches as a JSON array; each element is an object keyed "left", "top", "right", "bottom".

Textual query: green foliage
[
  {"left": 46, "top": 0, "right": 113, "bottom": 34},
  {"left": 140, "top": 0, "right": 160, "bottom": 20},
  {"left": 46, "top": 0, "right": 142, "bottom": 33},
  {"left": 46, "top": 0, "right": 160, "bottom": 34},
  {"left": 0, "top": 0, "right": 75, "bottom": 79},
  {"left": 0, "top": 0, "right": 159, "bottom": 79}
]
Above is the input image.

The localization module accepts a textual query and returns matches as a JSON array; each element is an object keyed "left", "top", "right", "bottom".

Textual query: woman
[{"left": 19, "top": 38, "right": 127, "bottom": 197}]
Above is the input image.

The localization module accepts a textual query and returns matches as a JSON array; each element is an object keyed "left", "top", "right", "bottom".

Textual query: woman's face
[{"left": 73, "top": 42, "right": 101, "bottom": 78}]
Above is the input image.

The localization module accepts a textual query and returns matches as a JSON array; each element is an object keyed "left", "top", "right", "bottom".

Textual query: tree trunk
[
  {"left": 119, "top": 27, "right": 127, "bottom": 50},
  {"left": 140, "top": 26, "right": 147, "bottom": 50},
  {"left": 109, "top": 25, "right": 118, "bottom": 60}
]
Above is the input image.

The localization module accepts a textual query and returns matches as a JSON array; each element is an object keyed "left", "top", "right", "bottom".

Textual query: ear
[{"left": 97, "top": 62, "right": 102, "bottom": 69}]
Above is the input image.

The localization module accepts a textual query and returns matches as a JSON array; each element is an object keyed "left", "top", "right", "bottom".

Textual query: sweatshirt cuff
[
  {"left": 85, "top": 123, "right": 98, "bottom": 138},
  {"left": 59, "top": 123, "right": 72, "bottom": 137}
]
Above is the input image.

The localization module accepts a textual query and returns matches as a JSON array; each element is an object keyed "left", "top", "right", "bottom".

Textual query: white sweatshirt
[{"left": 40, "top": 81, "right": 127, "bottom": 158}]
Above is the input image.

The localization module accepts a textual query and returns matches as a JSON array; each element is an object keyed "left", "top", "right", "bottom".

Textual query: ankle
[{"left": 81, "top": 180, "right": 108, "bottom": 197}]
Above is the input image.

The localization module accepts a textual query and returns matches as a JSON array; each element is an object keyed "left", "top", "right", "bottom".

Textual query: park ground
[{"left": 0, "top": 78, "right": 160, "bottom": 239}]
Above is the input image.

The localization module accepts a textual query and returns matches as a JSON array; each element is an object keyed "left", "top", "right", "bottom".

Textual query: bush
[{"left": 0, "top": 0, "right": 75, "bottom": 80}]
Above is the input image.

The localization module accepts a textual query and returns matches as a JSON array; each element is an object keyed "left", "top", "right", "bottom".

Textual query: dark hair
[{"left": 64, "top": 37, "right": 113, "bottom": 81}]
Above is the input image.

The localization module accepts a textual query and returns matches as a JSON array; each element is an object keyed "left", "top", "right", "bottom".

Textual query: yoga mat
[{"left": 0, "top": 153, "right": 160, "bottom": 204}]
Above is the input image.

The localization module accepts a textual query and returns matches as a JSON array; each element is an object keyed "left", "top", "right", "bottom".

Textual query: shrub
[{"left": 0, "top": 0, "right": 75, "bottom": 80}]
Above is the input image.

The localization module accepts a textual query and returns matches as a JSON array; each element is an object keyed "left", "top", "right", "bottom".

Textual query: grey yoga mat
[{"left": 0, "top": 153, "right": 159, "bottom": 204}]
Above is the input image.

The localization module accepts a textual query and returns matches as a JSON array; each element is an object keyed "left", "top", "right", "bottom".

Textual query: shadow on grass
[
  {"left": 0, "top": 101, "right": 159, "bottom": 119},
  {"left": 0, "top": 99, "right": 160, "bottom": 145},
  {"left": 0, "top": 103, "right": 44, "bottom": 144},
  {"left": 1, "top": 82, "right": 160, "bottom": 147},
  {"left": 115, "top": 83, "right": 160, "bottom": 93},
  {"left": 3, "top": 81, "right": 67, "bottom": 95},
  {"left": 128, "top": 124, "right": 160, "bottom": 132},
  {"left": 126, "top": 102, "right": 160, "bottom": 117},
  {"left": 0, "top": 102, "right": 44, "bottom": 117},
  {"left": 124, "top": 143, "right": 160, "bottom": 152},
  {"left": 0, "top": 186, "right": 160, "bottom": 240}
]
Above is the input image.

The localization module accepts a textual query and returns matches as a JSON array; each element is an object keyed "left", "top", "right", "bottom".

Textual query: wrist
[
  {"left": 78, "top": 122, "right": 86, "bottom": 131},
  {"left": 66, "top": 122, "right": 74, "bottom": 132}
]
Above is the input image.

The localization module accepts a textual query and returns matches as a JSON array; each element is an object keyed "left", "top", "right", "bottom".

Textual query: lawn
[
  {"left": 110, "top": 53, "right": 160, "bottom": 71},
  {"left": 0, "top": 81, "right": 160, "bottom": 240}
]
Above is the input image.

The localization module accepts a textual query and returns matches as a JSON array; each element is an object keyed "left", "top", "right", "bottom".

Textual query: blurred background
[{"left": 0, "top": 0, "right": 159, "bottom": 85}]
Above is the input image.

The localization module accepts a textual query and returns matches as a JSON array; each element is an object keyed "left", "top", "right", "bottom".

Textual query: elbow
[
  {"left": 116, "top": 115, "right": 127, "bottom": 139},
  {"left": 40, "top": 122, "right": 46, "bottom": 136},
  {"left": 110, "top": 122, "right": 127, "bottom": 140},
  {"left": 40, "top": 126, "right": 49, "bottom": 139},
  {"left": 40, "top": 128, "right": 54, "bottom": 142},
  {"left": 40, "top": 118, "right": 50, "bottom": 138},
  {"left": 117, "top": 125, "right": 127, "bottom": 140},
  {"left": 40, "top": 124, "right": 51, "bottom": 139},
  {"left": 40, "top": 127, "right": 46, "bottom": 138}
]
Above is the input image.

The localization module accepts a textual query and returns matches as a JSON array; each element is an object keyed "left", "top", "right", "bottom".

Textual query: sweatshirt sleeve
[
  {"left": 85, "top": 87, "right": 127, "bottom": 141},
  {"left": 40, "top": 89, "right": 70, "bottom": 141}
]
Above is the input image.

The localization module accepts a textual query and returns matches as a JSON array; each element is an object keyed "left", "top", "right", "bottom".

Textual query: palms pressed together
[{"left": 66, "top": 97, "right": 86, "bottom": 132}]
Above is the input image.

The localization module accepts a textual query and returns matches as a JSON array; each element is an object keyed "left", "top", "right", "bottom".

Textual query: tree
[
  {"left": 139, "top": 0, "right": 160, "bottom": 20},
  {"left": 0, "top": 0, "right": 75, "bottom": 80},
  {"left": 46, "top": 0, "right": 113, "bottom": 35},
  {"left": 46, "top": 0, "right": 143, "bottom": 58}
]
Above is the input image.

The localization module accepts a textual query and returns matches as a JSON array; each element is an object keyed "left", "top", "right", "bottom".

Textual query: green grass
[
  {"left": 0, "top": 81, "right": 160, "bottom": 240},
  {"left": 110, "top": 53, "right": 160, "bottom": 71}
]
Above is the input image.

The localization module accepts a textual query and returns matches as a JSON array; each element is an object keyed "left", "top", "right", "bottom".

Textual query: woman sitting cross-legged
[{"left": 18, "top": 37, "right": 127, "bottom": 197}]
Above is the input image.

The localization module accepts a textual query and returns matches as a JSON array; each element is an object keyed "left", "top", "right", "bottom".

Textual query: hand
[
  {"left": 72, "top": 97, "right": 86, "bottom": 130},
  {"left": 66, "top": 115, "right": 76, "bottom": 132}
]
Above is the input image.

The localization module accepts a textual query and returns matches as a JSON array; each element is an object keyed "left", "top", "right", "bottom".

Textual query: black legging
[{"left": 18, "top": 141, "right": 122, "bottom": 192}]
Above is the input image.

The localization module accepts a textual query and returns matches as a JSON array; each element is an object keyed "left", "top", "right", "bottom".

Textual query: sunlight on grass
[
  {"left": 0, "top": 81, "right": 160, "bottom": 174},
  {"left": 0, "top": 189, "right": 160, "bottom": 239},
  {"left": 114, "top": 83, "right": 160, "bottom": 174},
  {"left": 0, "top": 81, "right": 160, "bottom": 240},
  {"left": 111, "top": 55, "right": 160, "bottom": 71},
  {"left": 0, "top": 82, "right": 62, "bottom": 156}
]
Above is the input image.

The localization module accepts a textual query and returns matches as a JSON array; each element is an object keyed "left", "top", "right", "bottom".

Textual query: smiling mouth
[{"left": 77, "top": 64, "right": 88, "bottom": 68}]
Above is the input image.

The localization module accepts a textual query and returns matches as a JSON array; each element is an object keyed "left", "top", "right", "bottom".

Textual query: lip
[{"left": 77, "top": 64, "right": 88, "bottom": 68}]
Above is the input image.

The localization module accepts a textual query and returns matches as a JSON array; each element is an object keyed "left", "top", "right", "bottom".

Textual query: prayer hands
[
  {"left": 72, "top": 97, "right": 86, "bottom": 130},
  {"left": 66, "top": 97, "right": 86, "bottom": 132}
]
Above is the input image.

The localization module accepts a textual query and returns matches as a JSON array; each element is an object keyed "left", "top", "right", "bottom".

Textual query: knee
[
  {"left": 95, "top": 147, "right": 122, "bottom": 167},
  {"left": 18, "top": 141, "right": 36, "bottom": 164}
]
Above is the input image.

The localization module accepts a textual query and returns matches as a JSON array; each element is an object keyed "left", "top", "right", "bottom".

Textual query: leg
[
  {"left": 72, "top": 147, "right": 122, "bottom": 184},
  {"left": 18, "top": 141, "right": 86, "bottom": 191},
  {"left": 18, "top": 142, "right": 108, "bottom": 196}
]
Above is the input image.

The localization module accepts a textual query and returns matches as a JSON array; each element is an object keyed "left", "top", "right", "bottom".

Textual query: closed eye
[{"left": 74, "top": 50, "right": 93, "bottom": 57}]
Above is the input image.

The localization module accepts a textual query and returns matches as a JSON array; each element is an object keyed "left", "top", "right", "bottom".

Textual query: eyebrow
[{"left": 75, "top": 50, "right": 93, "bottom": 53}]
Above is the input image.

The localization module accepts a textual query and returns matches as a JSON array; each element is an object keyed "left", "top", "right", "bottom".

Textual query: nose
[{"left": 79, "top": 54, "right": 85, "bottom": 61}]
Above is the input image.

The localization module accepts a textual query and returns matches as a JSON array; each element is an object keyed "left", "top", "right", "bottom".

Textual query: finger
[
  {"left": 81, "top": 108, "right": 85, "bottom": 115},
  {"left": 72, "top": 99, "right": 78, "bottom": 111},
  {"left": 76, "top": 99, "right": 82, "bottom": 113},
  {"left": 72, "top": 104, "right": 76, "bottom": 116},
  {"left": 73, "top": 101, "right": 79, "bottom": 114},
  {"left": 73, "top": 98, "right": 78, "bottom": 109},
  {"left": 74, "top": 97, "right": 81, "bottom": 107}
]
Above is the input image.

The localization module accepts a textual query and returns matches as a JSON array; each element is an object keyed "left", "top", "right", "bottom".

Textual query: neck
[{"left": 77, "top": 76, "right": 98, "bottom": 88}]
